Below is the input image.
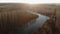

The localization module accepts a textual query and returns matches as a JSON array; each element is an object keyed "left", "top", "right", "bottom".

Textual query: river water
[
  {"left": 8, "top": 11, "right": 50, "bottom": 34},
  {"left": 23, "top": 11, "right": 50, "bottom": 34}
]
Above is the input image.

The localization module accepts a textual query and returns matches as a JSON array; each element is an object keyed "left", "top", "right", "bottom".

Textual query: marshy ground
[{"left": 0, "top": 3, "right": 59, "bottom": 34}]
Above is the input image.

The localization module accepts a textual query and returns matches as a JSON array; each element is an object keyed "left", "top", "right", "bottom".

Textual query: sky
[{"left": 0, "top": 0, "right": 60, "bottom": 4}]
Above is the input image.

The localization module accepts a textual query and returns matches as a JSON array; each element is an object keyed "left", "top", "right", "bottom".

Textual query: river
[{"left": 8, "top": 11, "right": 50, "bottom": 34}]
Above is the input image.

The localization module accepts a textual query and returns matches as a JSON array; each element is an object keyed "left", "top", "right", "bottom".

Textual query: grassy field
[
  {"left": 0, "top": 4, "right": 38, "bottom": 34},
  {"left": 0, "top": 3, "right": 60, "bottom": 34},
  {"left": 26, "top": 4, "right": 59, "bottom": 34},
  {"left": 31, "top": 4, "right": 60, "bottom": 34}
]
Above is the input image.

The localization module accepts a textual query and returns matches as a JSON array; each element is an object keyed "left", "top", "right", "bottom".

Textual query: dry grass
[
  {"left": 0, "top": 3, "right": 60, "bottom": 34},
  {"left": 0, "top": 4, "right": 38, "bottom": 34}
]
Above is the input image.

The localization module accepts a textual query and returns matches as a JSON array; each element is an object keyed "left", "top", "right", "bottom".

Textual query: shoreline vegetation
[
  {"left": 0, "top": 4, "right": 38, "bottom": 34},
  {"left": 0, "top": 3, "right": 59, "bottom": 34}
]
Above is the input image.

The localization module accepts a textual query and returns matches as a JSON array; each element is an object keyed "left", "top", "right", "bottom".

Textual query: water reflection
[{"left": 8, "top": 12, "right": 49, "bottom": 34}]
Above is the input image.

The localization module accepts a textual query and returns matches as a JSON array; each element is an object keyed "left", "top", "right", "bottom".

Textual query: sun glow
[
  {"left": 19, "top": 0, "right": 60, "bottom": 4},
  {"left": 0, "top": 0, "right": 60, "bottom": 4},
  {"left": 21, "top": 0, "right": 41, "bottom": 4}
]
